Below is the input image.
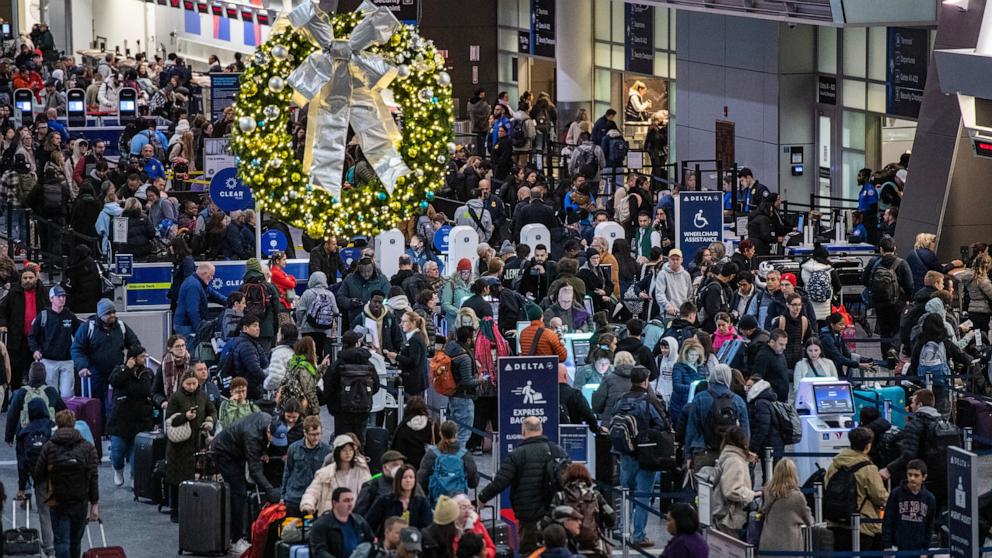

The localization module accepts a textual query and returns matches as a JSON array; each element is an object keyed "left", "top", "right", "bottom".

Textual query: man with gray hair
[
  {"left": 478, "top": 416, "right": 568, "bottom": 555},
  {"left": 682, "top": 363, "right": 750, "bottom": 472},
  {"left": 174, "top": 262, "right": 226, "bottom": 340}
]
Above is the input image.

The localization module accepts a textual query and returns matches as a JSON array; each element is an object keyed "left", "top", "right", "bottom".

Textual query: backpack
[
  {"left": 605, "top": 136, "right": 629, "bottom": 167},
  {"left": 144, "top": 130, "right": 166, "bottom": 161},
  {"left": 194, "top": 316, "right": 220, "bottom": 345},
  {"left": 873, "top": 426, "right": 903, "bottom": 468},
  {"left": 696, "top": 281, "right": 725, "bottom": 323},
  {"left": 510, "top": 118, "right": 529, "bottom": 148},
  {"left": 869, "top": 259, "right": 901, "bottom": 307},
  {"left": 806, "top": 269, "right": 833, "bottom": 304},
  {"left": 428, "top": 352, "right": 458, "bottom": 397},
  {"left": 636, "top": 427, "right": 677, "bottom": 471},
  {"left": 822, "top": 460, "right": 871, "bottom": 522},
  {"left": 923, "top": 416, "right": 961, "bottom": 482},
  {"left": 562, "top": 486, "right": 603, "bottom": 550},
  {"left": 574, "top": 147, "right": 599, "bottom": 179},
  {"left": 338, "top": 363, "right": 375, "bottom": 413},
  {"left": 15, "top": 172, "right": 35, "bottom": 205},
  {"left": 608, "top": 396, "right": 648, "bottom": 455},
  {"left": 40, "top": 180, "right": 62, "bottom": 213},
  {"left": 306, "top": 291, "right": 337, "bottom": 329},
  {"left": 770, "top": 401, "right": 802, "bottom": 444},
  {"left": 704, "top": 391, "right": 741, "bottom": 449},
  {"left": 543, "top": 443, "right": 570, "bottom": 499},
  {"left": 47, "top": 442, "right": 90, "bottom": 503},
  {"left": 20, "top": 385, "right": 54, "bottom": 428},
  {"left": 241, "top": 282, "right": 270, "bottom": 319},
  {"left": 20, "top": 426, "right": 51, "bottom": 472},
  {"left": 427, "top": 446, "right": 468, "bottom": 505}
]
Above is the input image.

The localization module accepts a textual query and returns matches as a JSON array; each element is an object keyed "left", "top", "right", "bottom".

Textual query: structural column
[{"left": 555, "top": 0, "right": 593, "bottom": 123}]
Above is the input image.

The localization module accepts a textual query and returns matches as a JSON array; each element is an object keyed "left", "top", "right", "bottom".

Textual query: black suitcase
[
  {"left": 179, "top": 480, "right": 231, "bottom": 555},
  {"left": 364, "top": 427, "right": 388, "bottom": 472},
  {"left": 494, "top": 545, "right": 512, "bottom": 558},
  {"left": 133, "top": 430, "right": 167, "bottom": 504},
  {"left": 4, "top": 498, "right": 43, "bottom": 557}
]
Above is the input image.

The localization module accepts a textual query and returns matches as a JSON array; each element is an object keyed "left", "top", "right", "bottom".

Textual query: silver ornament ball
[
  {"left": 238, "top": 116, "right": 256, "bottom": 133},
  {"left": 436, "top": 155, "right": 446, "bottom": 164},
  {"left": 417, "top": 87, "right": 434, "bottom": 103},
  {"left": 253, "top": 51, "right": 269, "bottom": 66},
  {"left": 446, "top": 142, "right": 457, "bottom": 153},
  {"left": 397, "top": 64, "right": 411, "bottom": 78},
  {"left": 414, "top": 168, "right": 425, "bottom": 178},
  {"left": 271, "top": 45, "right": 289, "bottom": 61},
  {"left": 263, "top": 105, "right": 280, "bottom": 120},
  {"left": 437, "top": 72, "right": 451, "bottom": 86},
  {"left": 271, "top": 157, "right": 284, "bottom": 169},
  {"left": 268, "top": 76, "right": 285, "bottom": 93}
]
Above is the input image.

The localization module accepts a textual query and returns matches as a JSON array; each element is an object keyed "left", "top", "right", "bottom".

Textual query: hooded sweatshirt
[
  {"left": 94, "top": 201, "right": 123, "bottom": 255},
  {"left": 295, "top": 272, "right": 339, "bottom": 335},
  {"left": 652, "top": 261, "right": 693, "bottom": 314},
  {"left": 653, "top": 336, "right": 680, "bottom": 402},
  {"left": 15, "top": 398, "right": 53, "bottom": 490}
]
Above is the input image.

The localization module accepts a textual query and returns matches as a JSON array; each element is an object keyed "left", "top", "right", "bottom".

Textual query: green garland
[{"left": 231, "top": 12, "right": 454, "bottom": 239}]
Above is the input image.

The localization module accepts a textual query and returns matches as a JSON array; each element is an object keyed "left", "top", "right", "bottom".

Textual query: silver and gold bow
[{"left": 287, "top": 0, "right": 409, "bottom": 198}]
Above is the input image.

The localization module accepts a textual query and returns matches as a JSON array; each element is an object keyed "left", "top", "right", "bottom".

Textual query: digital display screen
[
  {"left": 974, "top": 139, "right": 992, "bottom": 158},
  {"left": 571, "top": 339, "right": 590, "bottom": 366},
  {"left": 68, "top": 100, "right": 84, "bottom": 113},
  {"left": 813, "top": 383, "right": 854, "bottom": 415},
  {"left": 15, "top": 100, "right": 31, "bottom": 112},
  {"left": 119, "top": 100, "right": 136, "bottom": 112}
]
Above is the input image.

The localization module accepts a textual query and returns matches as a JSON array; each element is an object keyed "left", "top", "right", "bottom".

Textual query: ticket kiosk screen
[{"left": 813, "top": 383, "right": 854, "bottom": 415}]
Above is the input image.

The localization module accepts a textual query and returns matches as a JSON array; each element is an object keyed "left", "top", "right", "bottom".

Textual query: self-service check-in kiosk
[
  {"left": 14, "top": 88, "right": 33, "bottom": 127},
  {"left": 67, "top": 89, "right": 86, "bottom": 128},
  {"left": 563, "top": 332, "right": 593, "bottom": 381},
  {"left": 118, "top": 87, "right": 138, "bottom": 125},
  {"left": 794, "top": 378, "right": 857, "bottom": 482}
]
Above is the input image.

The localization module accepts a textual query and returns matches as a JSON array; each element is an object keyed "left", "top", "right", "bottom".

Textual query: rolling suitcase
[
  {"left": 82, "top": 520, "right": 126, "bottom": 558},
  {"left": 364, "top": 427, "right": 388, "bottom": 472},
  {"left": 178, "top": 479, "right": 231, "bottom": 555},
  {"left": 65, "top": 377, "right": 103, "bottom": 458},
  {"left": 853, "top": 386, "right": 907, "bottom": 428},
  {"left": 4, "top": 498, "right": 43, "bottom": 557},
  {"left": 133, "top": 430, "right": 167, "bottom": 505},
  {"left": 956, "top": 395, "right": 992, "bottom": 448},
  {"left": 275, "top": 541, "right": 310, "bottom": 558},
  {"left": 716, "top": 338, "right": 744, "bottom": 365}
]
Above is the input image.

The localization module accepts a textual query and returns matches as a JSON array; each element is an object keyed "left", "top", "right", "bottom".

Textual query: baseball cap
[
  {"left": 668, "top": 249, "right": 683, "bottom": 258},
  {"left": 49, "top": 286, "right": 66, "bottom": 298},
  {"left": 270, "top": 421, "right": 289, "bottom": 447},
  {"left": 399, "top": 528, "right": 422, "bottom": 552}
]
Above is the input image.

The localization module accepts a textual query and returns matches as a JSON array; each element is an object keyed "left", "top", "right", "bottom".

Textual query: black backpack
[
  {"left": 47, "top": 442, "right": 90, "bottom": 503},
  {"left": 510, "top": 118, "right": 529, "bottom": 148},
  {"left": 542, "top": 443, "right": 570, "bottom": 500},
  {"left": 870, "top": 258, "right": 902, "bottom": 307},
  {"left": 574, "top": 148, "right": 600, "bottom": 179},
  {"left": 923, "top": 416, "right": 961, "bottom": 483},
  {"left": 20, "top": 427, "right": 51, "bottom": 473},
  {"left": 704, "top": 390, "right": 741, "bottom": 449},
  {"left": 338, "top": 363, "right": 375, "bottom": 414},
  {"left": 241, "top": 282, "right": 270, "bottom": 319},
  {"left": 41, "top": 181, "right": 63, "bottom": 213},
  {"left": 822, "top": 460, "right": 871, "bottom": 522}
]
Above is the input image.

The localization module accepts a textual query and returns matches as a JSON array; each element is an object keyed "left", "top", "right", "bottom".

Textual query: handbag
[{"left": 165, "top": 413, "right": 192, "bottom": 443}]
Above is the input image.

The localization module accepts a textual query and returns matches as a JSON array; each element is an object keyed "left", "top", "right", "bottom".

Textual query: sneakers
[
  {"left": 113, "top": 469, "right": 124, "bottom": 487},
  {"left": 230, "top": 538, "right": 251, "bottom": 556},
  {"left": 631, "top": 538, "right": 654, "bottom": 548}
]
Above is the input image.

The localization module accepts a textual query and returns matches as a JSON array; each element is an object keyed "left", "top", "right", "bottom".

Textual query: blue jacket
[
  {"left": 174, "top": 273, "right": 226, "bottom": 331},
  {"left": 281, "top": 439, "right": 332, "bottom": 505},
  {"left": 669, "top": 362, "right": 705, "bottom": 428},
  {"left": 684, "top": 384, "right": 750, "bottom": 454},
  {"left": 591, "top": 116, "right": 617, "bottom": 146},
  {"left": 222, "top": 221, "right": 253, "bottom": 260},
  {"left": 142, "top": 157, "right": 165, "bottom": 181},
  {"left": 819, "top": 325, "right": 859, "bottom": 373},
  {"left": 13, "top": 398, "right": 55, "bottom": 491},
  {"left": 5, "top": 384, "right": 64, "bottom": 444},
  {"left": 224, "top": 333, "right": 269, "bottom": 399},
  {"left": 906, "top": 248, "right": 952, "bottom": 294},
  {"left": 130, "top": 129, "right": 169, "bottom": 156},
  {"left": 71, "top": 317, "right": 141, "bottom": 380}
]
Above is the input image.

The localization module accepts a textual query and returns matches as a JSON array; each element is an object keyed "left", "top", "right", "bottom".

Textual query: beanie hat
[
  {"left": 457, "top": 258, "right": 472, "bottom": 272},
  {"left": 525, "top": 301, "right": 544, "bottom": 321},
  {"left": 738, "top": 315, "right": 758, "bottom": 331},
  {"left": 96, "top": 298, "right": 116, "bottom": 317},
  {"left": 585, "top": 247, "right": 599, "bottom": 261},
  {"left": 433, "top": 495, "right": 460, "bottom": 526},
  {"left": 246, "top": 258, "right": 262, "bottom": 273}
]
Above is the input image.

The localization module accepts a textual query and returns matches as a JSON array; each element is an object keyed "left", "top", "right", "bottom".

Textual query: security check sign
[{"left": 675, "top": 191, "right": 724, "bottom": 264}]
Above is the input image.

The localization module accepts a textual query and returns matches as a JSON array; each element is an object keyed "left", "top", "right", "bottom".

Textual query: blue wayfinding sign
[
  {"left": 675, "top": 191, "right": 724, "bottom": 264},
  {"left": 498, "top": 355, "right": 559, "bottom": 511},
  {"left": 433, "top": 224, "right": 452, "bottom": 253},
  {"left": 114, "top": 254, "right": 133, "bottom": 277},
  {"left": 559, "top": 424, "right": 589, "bottom": 463},
  {"left": 209, "top": 167, "right": 254, "bottom": 213},
  {"left": 948, "top": 446, "right": 978, "bottom": 558},
  {"left": 261, "top": 229, "right": 289, "bottom": 257}
]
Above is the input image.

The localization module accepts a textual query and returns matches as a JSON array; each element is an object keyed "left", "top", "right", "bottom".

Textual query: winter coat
[
  {"left": 364, "top": 491, "right": 433, "bottom": 536},
  {"left": 559, "top": 383, "right": 599, "bottom": 431},
  {"left": 164, "top": 385, "right": 216, "bottom": 485},
  {"left": 818, "top": 325, "right": 859, "bottom": 376},
  {"left": 416, "top": 442, "right": 480, "bottom": 495},
  {"left": 270, "top": 265, "right": 297, "bottom": 309},
  {"left": 885, "top": 405, "right": 940, "bottom": 483},
  {"left": 337, "top": 268, "right": 391, "bottom": 324},
  {"left": 543, "top": 304, "right": 591, "bottom": 333},
  {"left": 210, "top": 412, "right": 277, "bottom": 492},
  {"left": 467, "top": 97, "right": 491, "bottom": 133},
  {"left": 94, "top": 201, "right": 123, "bottom": 256},
  {"left": 152, "top": 352, "right": 189, "bottom": 409},
  {"left": 659, "top": 533, "right": 709, "bottom": 558},
  {"left": 295, "top": 460, "right": 372, "bottom": 516},
  {"left": 281, "top": 439, "right": 333, "bottom": 506},
  {"left": 441, "top": 276, "right": 473, "bottom": 330},
  {"left": 712, "top": 445, "right": 756, "bottom": 534},
  {"left": 112, "top": 212, "right": 157, "bottom": 258},
  {"left": 224, "top": 333, "right": 269, "bottom": 399},
  {"left": 961, "top": 269, "right": 992, "bottom": 315},
  {"left": 174, "top": 272, "right": 225, "bottom": 331},
  {"left": 309, "top": 511, "right": 374, "bottom": 558},
  {"left": 217, "top": 399, "right": 259, "bottom": 429},
  {"left": 906, "top": 247, "right": 953, "bottom": 294},
  {"left": 5, "top": 383, "right": 64, "bottom": 445},
  {"left": 14, "top": 399, "right": 53, "bottom": 490},
  {"left": 296, "top": 272, "right": 339, "bottom": 335},
  {"left": 63, "top": 246, "right": 103, "bottom": 313},
  {"left": 322, "top": 347, "right": 380, "bottom": 416},
  {"left": 751, "top": 344, "right": 790, "bottom": 403},
  {"left": 793, "top": 357, "right": 838, "bottom": 387},
  {"left": 800, "top": 260, "right": 842, "bottom": 320},
  {"left": 71, "top": 316, "right": 141, "bottom": 382},
  {"left": 683, "top": 384, "right": 750, "bottom": 454},
  {"left": 241, "top": 270, "right": 281, "bottom": 338},
  {"left": 0, "top": 281, "right": 50, "bottom": 352},
  {"left": 443, "top": 340, "right": 478, "bottom": 399},
  {"left": 279, "top": 355, "right": 324, "bottom": 416},
  {"left": 264, "top": 342, "right": 295, "bottom": 393},
  {"left": 454, "top": 198, "right": 494, "bottom": 242},
  {"left": 824, "top": 448, "right": 889, "bottom": 536},
  {"left": 862, "top": 254, "right": 914, "bottom": 305},
  {"left": 107, "top": 362, "right": 155, "bottom": 439},
  {"left": 478, "top": 435, "right": 568, "bottom": 522},
  {"left": 308, "top": 246, "right": 342, "bottom": 284},
  {"left": 592, "top": 364, "right": 633, "bottom": 423},
  {"left": 396, "top": 331, "right": 430, "bottom": 396},
  {"left": 453, "top": 511, "right": 497, "bottom": 558},
  {"left": 391, "top": 413, "right": 439, "bottom": 472},
  {"left": 34, "top": 426, "right": 99, "bottom": 506},
  {"left": 745, "top": 380, "right": 784, "bottom": 457},
  {"left": 758, "top": 490, "right": 813, "bottom": 557},
  {"left": 69, "top": 190, "right": 102, "bottom": 239},
  {"left": 669, "top": 362, "right": 704, "bottom": 427},
  {"left": 747, "top": 209, "right": 775, "bottom": 256},
  {"left": 652, "top": 262, "right": 693, "bottom": 314}
]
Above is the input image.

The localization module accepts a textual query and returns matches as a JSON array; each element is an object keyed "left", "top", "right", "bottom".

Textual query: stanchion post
[
  {"left": 801, "top": 524, "right": 813, "bottom": 553},
  {"left": 851, "top": 514, "right": 861, "bottom": 551},
  {"left": 492, "top": 430, "right": 500, "bottom": 519},
  {"left": 925, "top": 370, "right": 933, "bottom": 390},
  {"left": 762, "top": 447, "right": 773, "bottom": 484},
  {"left": 621, "top": 487, "right": 630, "bottom": 558},
  {"left": 814, "top": 483, "right": 823, "bottom": 524},
  {"left": 964, "top": 427, "right": 974, "bottom": 451}
]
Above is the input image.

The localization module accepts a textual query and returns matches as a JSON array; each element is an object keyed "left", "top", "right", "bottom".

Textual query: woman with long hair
[
  {"left": 625, "top": 81, "right": 652, "bottom": 121},
  {"left": 164, "top": 369, "right": 216, "bottom": 523},
  {"left": 300, "top": 434, "right": 372, "bottom": 516},
  {"left": 758, "top": 458, "right": 813, "bottom": 557},
  {"left": 268, "top": 250, "right": 298, "bottom": 317},
  {"left": 712, "top": 426, "right": 757, "bottom": 537},
  {"left": 278, "top": 336, "right": 327, "bottom": 416},
  {"left": 153, "top": 334, "right": 189, "bottom": 410},
  {"left": 911, "top": 312, "right": 969, "bottom": 413},
  {"left": 565, "top": 108, "right": 589, "bottom": 147},
  {"left": 964, "top": 252, "right": 992, "bottom": 331},
  {"left": 611, "top": 239, "right": 639, "bottom": 295},
  {"left": 365, "top": 464, "right": 433, "bottom": 536},
  {"left": 792, "top": 337, "right": 838, "bottom": 386},
  {"left": 669, "top": 339, "right": 706, "bottom": 428},
  {"left": 417, "top": 421, "right": 479, "bottom": 506},
  {"left": 391, "top": 310, "right": 430, "bottom": 397}
]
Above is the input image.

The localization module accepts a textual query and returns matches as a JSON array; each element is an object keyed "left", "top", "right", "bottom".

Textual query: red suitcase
[
  {"left": 65, "top": 377, "right": 103, "bottom": 457},
  {"left": 82, "top": 520, "right": 126, "bottom": 558}
]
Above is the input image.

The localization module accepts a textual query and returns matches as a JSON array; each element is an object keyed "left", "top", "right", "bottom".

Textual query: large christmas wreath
[{"left": 231, "top": 2, "right": 454, "bottom": 239}]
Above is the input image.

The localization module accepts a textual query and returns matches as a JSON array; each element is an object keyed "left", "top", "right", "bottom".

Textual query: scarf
[
  {"left": 474, "top": 317, "right": 510, "bottom": 378},
  {"left": 162, "top": 352, "right": 190, "bottom": 398},
  {"left": 363, "top": 301, "right": 389, "bottom": 349},
  {"left": 288, "top": 354, "right": 318, "bottom": 378}
]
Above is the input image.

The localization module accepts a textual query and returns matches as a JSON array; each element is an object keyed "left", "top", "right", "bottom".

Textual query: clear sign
[
  {"left": 948, "top": 446, "right": 978, "bottom": 558},
  {"left": 433, "top": 224, "right": 452, "bottom": 253},
  {"left": 675, "top": 191, "right": 724, "bottom": 264},
  {"left": 498, "top": 355, "right": 559, "bottom": 509},
  {"left": 209, "top": 167, "right": 255, "bottom": 213},
  {"left": 114, "top": 254, "right": 133, "bottom": 277}
]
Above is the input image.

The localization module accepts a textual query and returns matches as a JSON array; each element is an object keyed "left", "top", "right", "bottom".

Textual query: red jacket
[
  {"left": 454, "top": 514, "right": 496, "bottom": 558},
  {"left": 270, "top": 265, "right": 297, "bottom": 309}
]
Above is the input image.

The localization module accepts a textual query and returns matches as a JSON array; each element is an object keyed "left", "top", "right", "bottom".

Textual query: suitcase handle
[
  {"left": 81, "top": 375, "right": 92, "bottom": 399},
  {"left": 11, "top": 495, "right": 30, "bottom": 530},
  {"left": 85, "top": 519, "right": 108, "bottom": 549}
]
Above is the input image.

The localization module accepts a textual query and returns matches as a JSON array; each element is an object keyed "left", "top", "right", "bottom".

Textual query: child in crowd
[{"left": 881, "top": 458, "right": 936, "bottom": 553}]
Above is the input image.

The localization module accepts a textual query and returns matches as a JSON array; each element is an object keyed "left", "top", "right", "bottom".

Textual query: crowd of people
[{"left": 0, "top": 36, "right": 984, "bottom": 558}]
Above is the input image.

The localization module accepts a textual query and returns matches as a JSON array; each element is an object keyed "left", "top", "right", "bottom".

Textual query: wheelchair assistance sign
[
  {"left": 498, "top": 355, "right": 560, "bottom": 510},
  {"left": 675, "top": 191, "right": 724, "bottom": 264}
]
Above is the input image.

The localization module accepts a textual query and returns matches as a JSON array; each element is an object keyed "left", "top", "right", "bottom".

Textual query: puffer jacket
[
  {"left": 745, "top": 380, "right": 784, "bottom": 457},
  {"left": 477, "top": 435, "right": 567, "bottom": 522},
  {"left": 961, "top": 269, "right": 992, "bottom": 315},
  {"left": 441, "top": 276, "right": 472, "bottom": 330},
  {"left": 300, "top": 458, "right": 372, "bottom": 515},
  {"left": 712, "top": 445, "right": 757, "bottom": 535},
  {"left": 225, "top": 332, "right": 269, "bottom": 400},
  {"left": 444, "top": 340, "right": 478, "bottom": 399},
  {"left": 295, "top": 272, "right": 339, "bottom": 335},
  {"left": 263, "top": 342, "right": 295, "bottom": 393},
  {"left": 391, "top": 413, "right": 438, "bottom": 471},
  {"left": 107, "top": 362, "right": 155, "bottom": 440},
  {"left": 825, "top": 448, "right": 889, "bottom": 536},
  {"left": 800, "top": 260, "right": 841, "bottom": 320},
  {"left": 210, "top": 412, "right": 276, "bottom": 492},
  {"left": 669, "top": 362, "right": 705, "bottom": 428}
]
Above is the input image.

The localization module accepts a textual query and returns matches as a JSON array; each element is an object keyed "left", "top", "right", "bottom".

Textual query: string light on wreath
[{"left": 231, "top": 6, "right": 454, "bottom": 239}]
